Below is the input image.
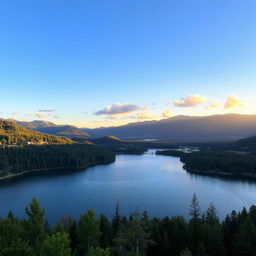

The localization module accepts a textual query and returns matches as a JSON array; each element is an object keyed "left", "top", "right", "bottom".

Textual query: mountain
[
  {"left": 0, "top": 120, "right": 73, "bottom": 144},
  {"left": 84, "top": 114, "right": 256, "bottom": 141},
  {"left": 12, "top": 120, "right": 90, "bottom": 138}
]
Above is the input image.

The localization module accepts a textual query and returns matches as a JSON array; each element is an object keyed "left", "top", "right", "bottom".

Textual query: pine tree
[
  {"left": 112, "top": 201, "right": 121, "bottom": 235},
  {"left": 77, "top": 209, "right": 101, "bottom": 255},
  {"left": 23, "top": 198, "right": 47, "bottom": 250},
  {"left": 39, "top": 232, "right": 71, "bottom": 256}
]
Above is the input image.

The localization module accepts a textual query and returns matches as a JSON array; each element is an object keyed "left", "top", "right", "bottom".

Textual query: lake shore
[
  {"left": 0, "top": 158, "right": 116, "bottom": 182},
  {"left": 184, "top": 166, "right": 256, "bottom": 180}
]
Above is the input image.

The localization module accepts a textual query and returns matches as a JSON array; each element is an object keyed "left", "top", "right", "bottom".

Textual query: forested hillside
[
  {"left": 1, "top": 195, "right": 256, "bottom": 256},
  {"left": 0, "top": 120, "right": 73, "bottom": 145},
  {"left": 0, "top": 144, "right": 115, "bottom": 178},
  {"left": 180, "top": 151, "right": 256, "bottom": 178}
]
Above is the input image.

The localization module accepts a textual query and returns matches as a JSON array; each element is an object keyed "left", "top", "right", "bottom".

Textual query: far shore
[
  {"left": 184, "top": 166, "right": 256, "bottom": 180},
  {"left": 0, "top": 159, "right": 115, "bottom": 182}
]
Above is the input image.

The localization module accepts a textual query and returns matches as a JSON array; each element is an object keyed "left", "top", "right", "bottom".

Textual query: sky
[{"left": 0, "top": 0, "right": 255, "bottom": 128}]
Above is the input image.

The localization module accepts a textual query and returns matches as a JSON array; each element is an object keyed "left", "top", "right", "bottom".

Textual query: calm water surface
[{"left": 1, "top": 151, "right": 256, "bottom": 224}]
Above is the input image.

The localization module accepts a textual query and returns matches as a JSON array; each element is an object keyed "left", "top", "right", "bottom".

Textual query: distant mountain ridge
[
  {"left": 3, "top": 114, "right": 256, "bottom": 142},
  {"left": 84, "top": 114, "right": 256, "bottom": 141},
  {"left": 0, "top": 120, "right": 73, "bottom": 144},
  {"left": 8, "top": 120, "right": 90, "bottom": 138}
]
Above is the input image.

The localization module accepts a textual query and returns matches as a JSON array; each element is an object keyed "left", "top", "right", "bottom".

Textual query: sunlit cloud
[
  {"left": 136, "top": 112, "right": 158, "bottom": 120},
  {"left": 204, "top": 102, "right": 222, "bottom": 110},
  {"left": 95, "top": 103, "right": 141, "bottom": 116},
  {"left": 26, "top": 112, "right": 35, "bottom": 117},
  {"left": 162, "top": 109, "right": 173, "bottom": 118},
  {"left": 174, "top": 94, "right": 208, "bottom": 107},
  {"left": 224, "top": 95, "right": 244, "bottom": 108},
  {"left": 36, "top": 113, "right": 48, "bottom": 119}
]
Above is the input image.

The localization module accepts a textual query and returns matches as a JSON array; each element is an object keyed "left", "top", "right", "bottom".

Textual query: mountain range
[
  {"left": 84, "top": 114, "right": 256, "bottom": 141},
  {"left": 8, "top": 120, "right": 89, "bottom": 138},
  {"left": 2, "top": 113, "right": 256, "bottom": 142}
]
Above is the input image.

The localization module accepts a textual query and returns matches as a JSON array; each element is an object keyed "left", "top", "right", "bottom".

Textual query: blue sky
[{"left": 0, "top": 0, "right": 255, "bottom": 127}]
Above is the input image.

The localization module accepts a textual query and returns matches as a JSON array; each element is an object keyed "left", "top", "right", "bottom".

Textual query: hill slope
[
  {"left": 85, "top": 114, "right": 256, "bottom": 141},
  {"left": 0, "top": 120, "right": 73, "bottom": 145},
  {"left": 13, "top": 120, "right": 90, "bottom": 138}
]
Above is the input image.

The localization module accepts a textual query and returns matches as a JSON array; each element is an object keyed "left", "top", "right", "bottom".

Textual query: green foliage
[
  {"left": 86, "top": 247, "right": 111, "bottom": 256},
  {"left": 77, "top": 209, "right": 102, "bottom": 255},
  {"left": 180, "top": 248, "right": 192, "bottom": 256},
  {"left": 1, "top": 197, "right": 256, "bottom": 256},
  {"left": 0, "top": 120, "right": 72, "bottom": 145},
  {"left": 114, "top": 208, "right": 153, "bottom": 256},
  {"left": 0, "top": 218, "right": 33, "bottom": 256},
  {"left": 0, "top": 144, "right": 115, "bottom": 177},
  {"left": 181, "top": 151, "right": 256, "bottom": 177},
  {"left": 39, "top": 232, "right": 71, "bottom": 256},
  {"left": 24, "top": 198, "right": 47, "bottom": 249},
  {"left": 156, "top": 150, "right": 184, "bottom": 157}
]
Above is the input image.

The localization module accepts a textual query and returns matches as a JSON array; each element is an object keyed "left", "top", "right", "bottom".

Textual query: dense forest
[
  {"left": 0, "top": 144, "right": 115, "bottom": 178},
  {"left": 180, "top": 151, "right": 256, "bottom": 177},
  {"left": 1, "top": 195, "right": 255, "bottom": 256},
  {"left": 156, "top": 150, "right": 185, "bottom": 157},
  {"left": 0, "top": 120, "right": 73, "bottom": 145}
]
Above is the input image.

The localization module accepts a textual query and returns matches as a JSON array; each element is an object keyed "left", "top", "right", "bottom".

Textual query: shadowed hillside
[{"left": 85, "top": 114, "right": 256, "bottom": 141}]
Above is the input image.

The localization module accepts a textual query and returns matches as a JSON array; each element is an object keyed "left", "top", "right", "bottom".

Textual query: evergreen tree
[
  {"left": 23, "top": 198, "right": 47, "bottom": 250},
  {"left": 77, "top": 209, "right": 101, "bottom": 255},
  {"left": 232, "top": 217, "right": 256, "bottom": 256},
  {"left": 86, "top": 247, "right": 111, "bottom": 256},
  {"left": 112, "top": 201, "right": 121, "bottom": 235},
  {"left": 0, "top": 218, "right": 33, "bottom": 256},
  {"left": 39, "top": 232, "right": 71, "bottom": 256}
]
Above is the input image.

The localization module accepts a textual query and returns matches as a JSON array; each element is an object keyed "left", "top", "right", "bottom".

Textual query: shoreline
[
  {"left": 184, "top": 166, "right": 256, "bottom": 181},
  {"left": 0, "top": 158, "right": 115, "bottom": 182}
]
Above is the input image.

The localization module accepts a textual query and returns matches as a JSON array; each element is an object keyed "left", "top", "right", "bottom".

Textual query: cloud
[
  {"left": 204, "top": 102, "right": 221, "bottom": 110},
  {"left": 162, "top": 109, "right": 173, "bottom": 118},
  {"left": 95, "top": 103, "right": 141, "bottom": 116},
  {"left": 136, "top": 112, "right": 158, "bottom": 120},
  {"left": 36, "top": 113, "right": 48, "bottom": 119},
  {"left": 224, "top": 95, "right": 244, "bottom": 108},
  {"left": 163, "top": 100, "right": 172, "bottom": 105},
  {"left": 38, "top": 109, "right": 55, "bottom": 112},
  {"left": 174, "top": 94, "right": 208, "bottom": 107},
  {"left": 11, "top": 111, "right": 21, "bottom": 115}
]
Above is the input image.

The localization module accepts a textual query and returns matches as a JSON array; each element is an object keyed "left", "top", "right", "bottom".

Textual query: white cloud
[
  {"left": 95, "top": 103, "right": 141, "bottom": 116},
  {"left": 174, "top": 94, "right": 208, "bottom": 107}
]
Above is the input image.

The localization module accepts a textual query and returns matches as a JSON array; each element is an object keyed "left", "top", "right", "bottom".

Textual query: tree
[
  {"left": 86, "top": 247, "right": 111, "bottom": 256},
  {"left": 0, "top": 218, "right": 33, "bottom": 256},
  {"left": 180, "top": 248, "right": 192, "bottom": 256},
  {"left": 232, "top": 217, "right": 256, "bottom": 256},
  {"left": 99, "top": 214, "right": 112, "bottom": 248},
  {"left": 23, "top": 198, "right": 47, "bottom": 249},
  {"left": 114, "top": 208, "right": 153, "bottom": 255},
  {"left": 77, "top": 209, "right": 101, "bottom": 255},
  {"left": 205, "top": 203, "right": 219, "bottom": 225},
  {"left": 112, "top": 201, "right": 121, "bottom": 235},
  {"left": 189, "top": 194, "right": 201, "bottom": 220},
  {"left": 188, "top": 194, "right": 203, "bottom": 254},
  {"left": 39, "top": 232, "right": 71, "bottom": 256}
]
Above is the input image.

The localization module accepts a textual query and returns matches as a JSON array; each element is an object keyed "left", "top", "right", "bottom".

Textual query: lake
[{"left": 1, "top": 150, "right": 256, "bottom": 224}]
